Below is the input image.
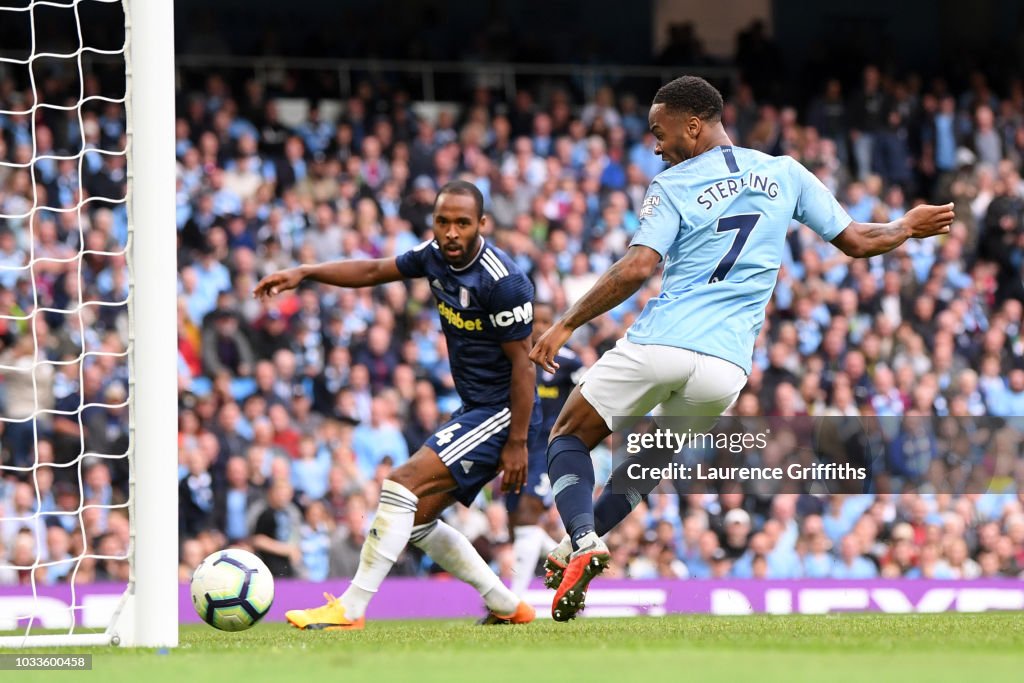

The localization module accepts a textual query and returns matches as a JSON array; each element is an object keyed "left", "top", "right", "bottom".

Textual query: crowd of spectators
[{"left": 2, "top": 44, "right": 1024, "bottom": 586}]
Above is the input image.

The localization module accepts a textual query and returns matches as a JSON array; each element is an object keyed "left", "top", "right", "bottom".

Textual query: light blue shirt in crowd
[
  {"left": 352, "top": 424, "right": 410, "bottom": 479},
  {"left": 830, "top": 556, "right": 878, "bottom": 579}
]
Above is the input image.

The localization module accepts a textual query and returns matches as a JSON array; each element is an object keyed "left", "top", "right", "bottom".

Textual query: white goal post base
[
  {"left": 0, "top": 589, "right": 140, "bottom": 647},
  {"left": 0, "top": 633, "right": 114, "bottom": 648}
]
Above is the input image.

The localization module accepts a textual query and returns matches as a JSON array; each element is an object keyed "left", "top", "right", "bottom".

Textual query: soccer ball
[{"left": 191, "top": 549, "right": 275, "bottom": 631}]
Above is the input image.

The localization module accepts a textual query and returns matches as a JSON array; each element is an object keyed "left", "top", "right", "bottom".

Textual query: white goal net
[{"left": 0, "top": 0, "right": 176, "bottom": 648}]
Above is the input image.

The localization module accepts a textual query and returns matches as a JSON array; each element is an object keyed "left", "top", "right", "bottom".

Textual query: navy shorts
[{"left": 426, "top": 402, "right": 542, "bottom": 507}]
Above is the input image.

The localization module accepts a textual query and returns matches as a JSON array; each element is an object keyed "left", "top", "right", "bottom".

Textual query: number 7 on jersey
[{"left": 709, "top": 214, "right": 760, "bottom": 283}]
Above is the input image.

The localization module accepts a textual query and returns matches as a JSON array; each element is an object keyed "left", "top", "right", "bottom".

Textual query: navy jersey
[
  {"left": 396, "top": 238, "right": 535, "bottom": 408},
  {"left": 537, "top": 348, "right": 583, "bottom": 434}
]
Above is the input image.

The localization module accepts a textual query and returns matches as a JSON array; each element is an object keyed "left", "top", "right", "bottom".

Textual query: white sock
[
  {"left": 539, "top": 531, "right": 558, "bottom": 555},
  {"left": 339, "top": 479, "right": 418, "bottom": 620},
  {"left": 510, "top": 525, "right": 552, "bottom": 595},
  {"left": 410, "top": 518, "right": 520, "bottom": 615}
]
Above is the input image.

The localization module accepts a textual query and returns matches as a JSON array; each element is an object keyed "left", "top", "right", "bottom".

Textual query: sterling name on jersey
[
  {"left": 396, "top": 237, "right": 534, "bottom": 407},
  {"left": 628, "top": 145, "right": 853, "bottom": 373}
]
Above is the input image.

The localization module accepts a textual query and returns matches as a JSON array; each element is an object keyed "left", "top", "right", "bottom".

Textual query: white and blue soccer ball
[{"left": 191, "top": 548, "right": 275, "bottom": 631}]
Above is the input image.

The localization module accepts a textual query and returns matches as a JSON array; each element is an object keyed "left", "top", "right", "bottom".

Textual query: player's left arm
[
  {"left": 831, "top": 204, "right": 955, "bottom": 258},
  {"left": 500, "top": 336, "right": 534, "bottom": 494},
  {"left": 489, "top": 273, "right": 537, "bottom": 493},
  {"left": 791, "top": 159, "right": 954, "bottom": 258}
]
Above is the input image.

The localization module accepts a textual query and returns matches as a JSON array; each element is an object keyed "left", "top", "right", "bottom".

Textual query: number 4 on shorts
[{"left": 435, "top": 423, "right": 462, "bottom": 447}]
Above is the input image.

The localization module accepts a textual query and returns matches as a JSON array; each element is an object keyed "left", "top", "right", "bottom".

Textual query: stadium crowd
[{"left": 1, "top": 50, "right": 1024, "bottom": 586}]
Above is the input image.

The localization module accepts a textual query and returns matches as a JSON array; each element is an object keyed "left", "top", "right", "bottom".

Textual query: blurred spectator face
[
  {"left": 698, "top": 530, "right": 719, "bottom": 559},
  {"left": 975, "top": 106, "right": 994, "bottom": 130},
  {"left": 720, "top": 491, "right": 743, "bottom": 511},
  {"left": 273, "top": 349, "right": 297, "bottom": 379},
  {"left": 34, "top": 467, "right": 53, "bottom": 497},
  {"left": 368, "top": 326, "right": 390, "bottom": 356},
  {"left": 978, "top": 551, "right": 1001, "bottom": 577},
  {"left": 345, "top": 495, "right": 368, "bottom": 534},
  {"left": 414, "top": 399, "right": 439, "bottom": 427},
  {"left": 710, "top": 553, "right": 732, "bottom": 578},
  {"left": 268, "top": 480, "right": 293, "bottom": 509},
  {"left": 1010, "top": 370, "right": 1024, "bottom": 393},
  {"left": 749, "top": 532, "right": 771, "bottom": 555},
  {"left": 285, "top": 136, "right": 304, "bottom": 161},
  {"left": 771, "top": 495, "right": 797, "bottom": 523},
  {"left": 734, "top": 391, "right": 760, "bottom": 415},
  {"left": 532, "top": 303, "right": 554, "bottom": 343},
  {"left": 255, "top": 360, "right": 276, "bottom": 390},
  {"left": 14, "top": 482, "right": 34, "bottom": 511},
  {"left": 768, "top": 342, "right": 789, "bottom": 367},
  {"left": 181, "top": 539, "right": 205, "bottom": 571},
  {"left": 226, "top": 456, "right": 248, "bottom": 488},
  {"left": 370, "top": 397, "right": 391, "bottom": 425},
  {"left": 328, "top": 466, "right": 347, "bottom": 495},
  {"left": 775, "top": 382, "right": 798, "bottom": 414},
  {"left": 85, "top": 463, "right": 111, "bottom": 490},
  {"left": 1006, "top": 515, "right": 1024, "bottom": 545},
  {"left": 802, "top": 514, "right": 824, "bottom": 537},
  {"left": 218, "top": 401, "right": 241, "bottom": 431},
  {"left": 393, "top": 364, "right": 415, "bottom": 393},
  {"left": 682, "top": 513, "right": 707, "bottom": 544},
  {"left": 252, "top": 420, "right": 274, "bottom": 447},
  {"left": 306, "top": 500, "right": 328, "bottom": 527},
  {"left": 570, "top": 252, "right": 589, "bottom": 276},
  {"left": 840, "top": 535, "right": 861, "bottom": 563},
  {"left": 946, "top": 538, "right": 969, "bottom": 566},
  {"left": 12, "top": 531, "right": 35, "bottom": 567},
  {"left": 832, "top": 381, "right": 854, "bottom": 410},
  {"left": 725, "top": 515, "right": 750, "bottom": 546},
  {"left": 655, "top": 520, "right": 675, "bottom": 546},
  {"left": 432, "top": 191, "right": 482, "bottom": 267},
  {"left": 268, "top": 404, "right": 292, "bottom": 433}
]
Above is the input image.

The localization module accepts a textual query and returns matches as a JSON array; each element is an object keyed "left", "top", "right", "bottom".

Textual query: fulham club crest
[{"left": 459, "top": 286, "right": 470, "bottom": 308}]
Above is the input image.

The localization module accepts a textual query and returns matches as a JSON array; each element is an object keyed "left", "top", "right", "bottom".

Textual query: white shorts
[{"left": 579, "top": 338, "right": 748, "bottom": 431}]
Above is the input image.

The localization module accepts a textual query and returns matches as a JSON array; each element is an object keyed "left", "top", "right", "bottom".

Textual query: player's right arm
[
  {"left": 253, "top": 239, "right": 440, "bottom": 300},
  {"left": 790, "top": 160, "right": 954, "bottom": 258},
  {"left": 530, "top": 180, "right": 671, "bottom": 372},
  {"left": 253, "top": 257, "right": 403, "bottom": 300}
]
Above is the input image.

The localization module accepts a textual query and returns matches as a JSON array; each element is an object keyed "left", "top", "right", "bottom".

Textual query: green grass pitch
[{"left": 7, "top": 614, "right": 1024, "bottom": 683}]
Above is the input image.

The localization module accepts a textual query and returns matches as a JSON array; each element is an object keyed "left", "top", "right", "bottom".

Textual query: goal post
[
  {"left": 0, "top": 0, "right": 178, "bottom": 648},
  {"left": 123, "top": 0, "right": 178, "bottom": 649}
]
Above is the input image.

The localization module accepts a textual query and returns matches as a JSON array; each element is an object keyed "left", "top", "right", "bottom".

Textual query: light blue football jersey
[{"left": 627, "top": 145, "right": 852, "bottom": 373}]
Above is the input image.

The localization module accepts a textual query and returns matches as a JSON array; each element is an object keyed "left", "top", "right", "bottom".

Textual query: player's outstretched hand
[
  {"left": 530, "top": 320, "right": 573, "bottom": 373},
  {"left": 253, "top": 267, "right": 306, "bottom": 301},
  {"left": 903, "top": 202, "right": 955, "bottom": 239},
  {"left": 499, "top": 439, "right": 528, "bottom": 494}
]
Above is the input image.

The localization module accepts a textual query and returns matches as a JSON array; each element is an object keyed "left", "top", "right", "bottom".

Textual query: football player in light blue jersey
[{"left": 529, "top": 75, "right": 955, "bottom": 622}]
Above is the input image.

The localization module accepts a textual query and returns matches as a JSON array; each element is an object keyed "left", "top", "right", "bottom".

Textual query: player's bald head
[
  {"left": 652, "top": 76, "right": 724, "bottom": 122},
  {"left": 434, "top": 180, "right": 484, "bottom": 219}
]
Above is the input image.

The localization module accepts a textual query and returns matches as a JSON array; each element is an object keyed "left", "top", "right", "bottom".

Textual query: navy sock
[
  {"left": 547, "top": 434, "right": 596, "bottom": 550},
  {"left": 595, "top": 448, "right": 676, "bottom": 536},
  {"left": 593, "top": 485, "right": 642, "bottom": 536}
]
